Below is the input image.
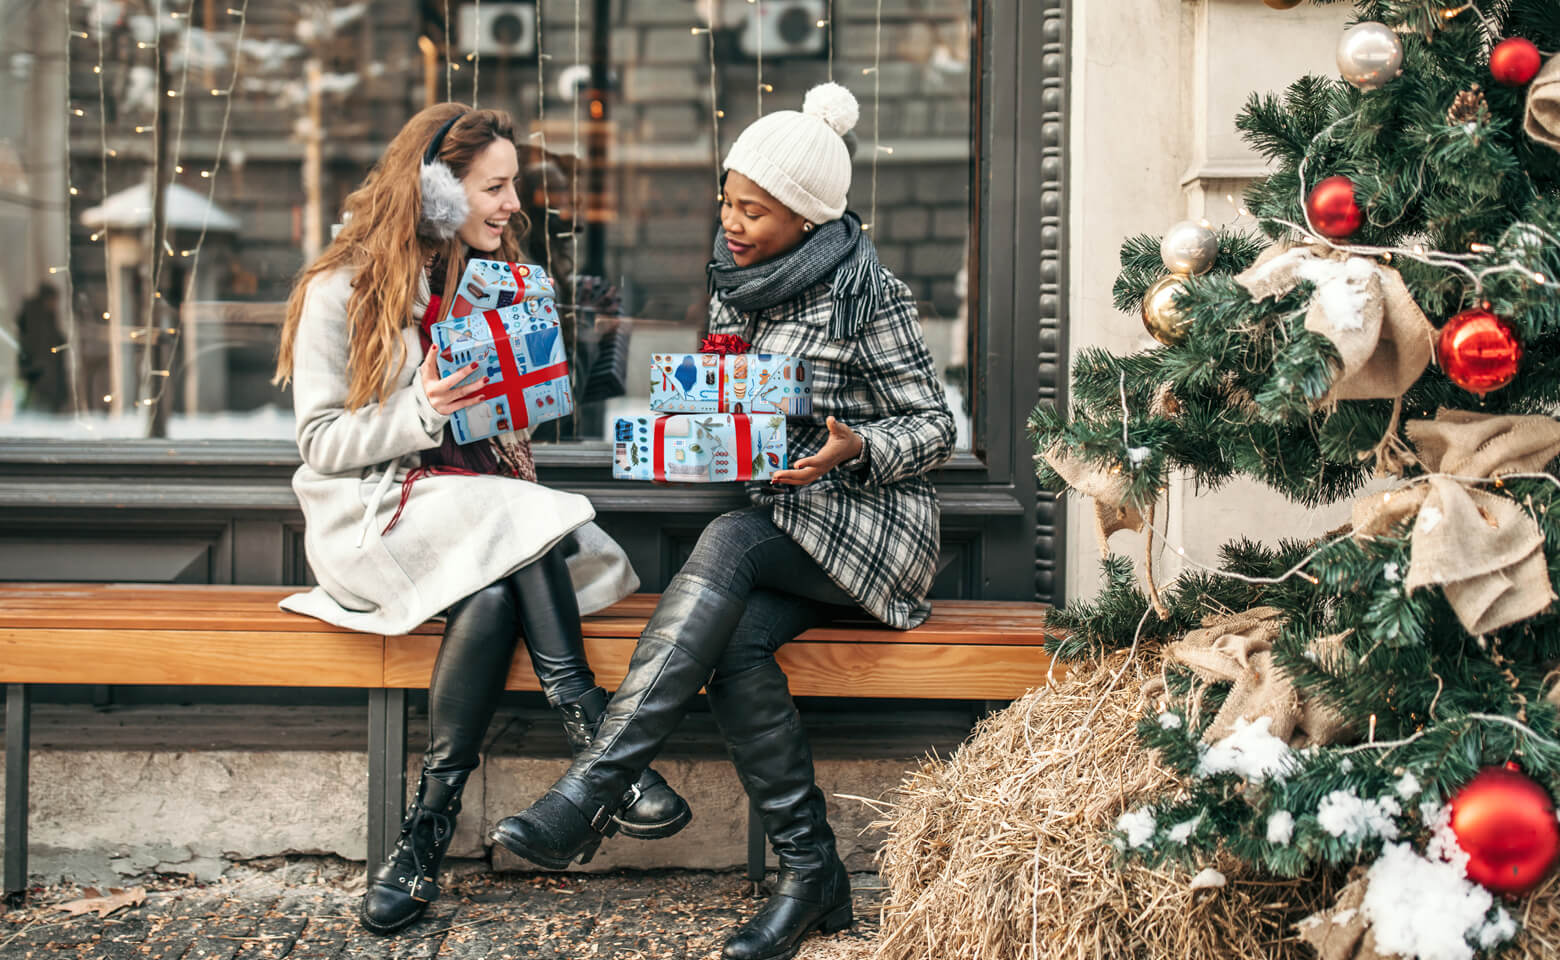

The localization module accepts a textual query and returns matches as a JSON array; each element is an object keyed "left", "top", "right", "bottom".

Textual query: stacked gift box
[
  {"left": 612, "top": 338, "right": 812, "bottom": 483},
  {"left": 428, "top": 259, "right": 574, "bottom": 444}
]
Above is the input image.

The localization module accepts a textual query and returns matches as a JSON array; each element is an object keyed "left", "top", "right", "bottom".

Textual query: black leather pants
[{"left": 424, "top": 543, "right": 592, "bottom": 779}]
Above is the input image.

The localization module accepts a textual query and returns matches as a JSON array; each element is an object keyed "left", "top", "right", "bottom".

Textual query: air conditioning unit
[
  {"left": 458, "top": 2, "right": 536, "bottom": 59},
  {"left": 736, "top": 0, "right": 828, "bottom": 60}
]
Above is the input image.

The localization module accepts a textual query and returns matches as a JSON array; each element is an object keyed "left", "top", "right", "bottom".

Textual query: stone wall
[{"left": 1064, "top": 0, "right": 1366, "bottom": 603}]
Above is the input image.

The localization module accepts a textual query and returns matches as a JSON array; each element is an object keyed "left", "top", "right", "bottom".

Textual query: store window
[{"left": 2, "top": 0, "right": 976, "bottom": 448}]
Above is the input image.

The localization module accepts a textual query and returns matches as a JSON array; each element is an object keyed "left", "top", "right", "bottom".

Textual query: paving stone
[{"left": 3, "top": 860, "right": 884, "bottom": 959}]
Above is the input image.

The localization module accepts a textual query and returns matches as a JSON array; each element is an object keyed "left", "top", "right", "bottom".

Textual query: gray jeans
[{"left": 672, "top": 506, "right": 858, "bottom": 680}]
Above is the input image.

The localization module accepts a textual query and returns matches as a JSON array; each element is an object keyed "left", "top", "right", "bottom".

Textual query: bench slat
[
  {"left": 2, "top": 585, "right": 1058, "bottom": 646},
  {"left": 383, "top": 634, "right": 1055, "bottom": 699},
  {"left": 0, "top": 629, "right": 386, "bottom": 687}
]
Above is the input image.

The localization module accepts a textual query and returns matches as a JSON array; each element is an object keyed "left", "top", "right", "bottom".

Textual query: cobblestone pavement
[{"left": 0, "top": 860, "right": 883, "bottom": 960}]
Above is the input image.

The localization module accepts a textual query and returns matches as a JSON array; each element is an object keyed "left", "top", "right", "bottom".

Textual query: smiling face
[
  {"left": 719, "top": 171, "right": 811, "bottom": 268},
  {"left": 456, "top": 138, "right": 522, "bottom": 253}
]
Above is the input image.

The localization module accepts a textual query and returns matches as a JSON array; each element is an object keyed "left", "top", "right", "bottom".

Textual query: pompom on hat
[{"left": 722, "top": 83, "right": 858, "bottom": 225}]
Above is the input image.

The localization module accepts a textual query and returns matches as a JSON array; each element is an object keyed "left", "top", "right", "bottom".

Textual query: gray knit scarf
[{"left": 706, "top": 210, "right": 884, "bottom": 340}]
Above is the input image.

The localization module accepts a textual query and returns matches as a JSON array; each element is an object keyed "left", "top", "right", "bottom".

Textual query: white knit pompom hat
[{"left": 722, "top": 82, "right": 859, "bottom": 224}]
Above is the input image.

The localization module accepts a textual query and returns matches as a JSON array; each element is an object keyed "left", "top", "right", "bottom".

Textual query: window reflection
[{"left": 2, "top": 0, "right": 974, "bottom": 449}]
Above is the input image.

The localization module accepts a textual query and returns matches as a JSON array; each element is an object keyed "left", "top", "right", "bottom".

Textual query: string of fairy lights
[{"left": 42, "top": 0, "right": 943, "bottom": 434}]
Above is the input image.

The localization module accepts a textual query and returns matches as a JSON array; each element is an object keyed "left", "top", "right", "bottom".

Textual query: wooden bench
[{"left": 0, "top": 582, "right": 1060, "bottom": 903}]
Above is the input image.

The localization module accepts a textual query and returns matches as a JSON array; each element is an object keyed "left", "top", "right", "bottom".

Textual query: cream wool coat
[{"left": 279, "top": 267, "right": 639, "bottom": 635}]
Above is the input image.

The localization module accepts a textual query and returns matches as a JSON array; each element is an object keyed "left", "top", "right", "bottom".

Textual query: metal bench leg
[
  {"left": 746, "top": 798, "right": 766, "bottom": 891},
  {"left": 366, "top": 689, "right": 407, "bottom": 872},
  {"left": 5, "top": 685, "right": 31, "bottom": 906}
]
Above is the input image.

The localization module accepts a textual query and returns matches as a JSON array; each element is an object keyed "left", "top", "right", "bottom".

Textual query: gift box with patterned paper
[{"left": 611, "top": 413, "right": 787, "bottom": 483}]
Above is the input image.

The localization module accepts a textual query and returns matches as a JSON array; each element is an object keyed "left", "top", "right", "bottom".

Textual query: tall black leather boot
[
  {"left": 492, "top": 577, "right": 745, "bottom": 867},
  {"left": 362, "top": 584, "right": 514, "bottom": 934},
  {"left": 360, "top": 770, "right": 467, "bottom": 935},
  {"left": 707, "top": 661, "right": 851, "bottom": 960},
  {"left": 558, "top": 686, "right": 693, "bottom": 839}
]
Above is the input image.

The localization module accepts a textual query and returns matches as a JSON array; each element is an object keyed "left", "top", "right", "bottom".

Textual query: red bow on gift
[{"left": 700, "top": 333, "right": 753, "bottom": 356}]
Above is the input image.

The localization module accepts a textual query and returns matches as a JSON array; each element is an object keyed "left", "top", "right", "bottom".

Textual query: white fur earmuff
[{"left": 418, "top": 159, "right": 469, "bottom": 242}]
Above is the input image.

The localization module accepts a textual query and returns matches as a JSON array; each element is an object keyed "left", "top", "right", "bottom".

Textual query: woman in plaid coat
[{"left": 494, "top": 84, "right": 955, "bottom": 960}]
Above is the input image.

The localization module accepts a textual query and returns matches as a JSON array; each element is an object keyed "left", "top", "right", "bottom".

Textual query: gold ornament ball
[
  {"left": 1141, "top": 275, "right": 1190, "bottom": 346},
  {"left": 1159, "top": 220, "right": 1219, "bottom": 276},
  {"left": 1263, "top": 0, "right": 1303, "bottom": 8}
]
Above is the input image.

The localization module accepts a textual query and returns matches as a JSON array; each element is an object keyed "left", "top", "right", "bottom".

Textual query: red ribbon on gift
[
  {"left": 451, "top": 262, "right": 533, "bottom": 318},
  {"left": 460, "top": 310, "right": 568, "bottom": 431},
  {"left": 696, "top": 336, "right": 753, "bottom": 413},
  {"left": 699, "top": 333, "right": 753, "bottom": 356},
  {"left": 652, "top": 415, "right": 753, "bottom": 483}
]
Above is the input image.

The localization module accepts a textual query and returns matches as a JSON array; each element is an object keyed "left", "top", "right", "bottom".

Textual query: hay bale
[{"left": 866, "top": 651, "right": 1340, "bottom": 960}]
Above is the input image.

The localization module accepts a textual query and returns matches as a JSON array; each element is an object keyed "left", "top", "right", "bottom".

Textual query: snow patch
[
  {"left": 1395, "top": 772, "right": 1422, "bottom": 800},
  {"left": 1317, "top": 789, "right": 1400, "bottom": 843},
  {"left": 1362, "top": 842, "right": 1516, "bottom": 960},
  {"left": 1267, "top": 810, "right": 1296, "bottom": 845},
  {"left": 1167, "top": 813, "right": 1204, "bottom": 844},
  {"left": 1195, "top": 716, "right": 1295, "bottom": 783},
  {"left": 1115, "top": 807, "right": 1156, "bottom": 850}
]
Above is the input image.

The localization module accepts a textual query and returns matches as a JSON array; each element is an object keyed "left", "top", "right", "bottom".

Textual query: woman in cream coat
[{"left": 274, "top": 103, "right": 690, "bottom": 936}]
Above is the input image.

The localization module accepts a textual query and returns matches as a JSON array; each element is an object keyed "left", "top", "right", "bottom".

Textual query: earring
[{"left": 802, "top": 222, "right": 814, "bottom": 233}]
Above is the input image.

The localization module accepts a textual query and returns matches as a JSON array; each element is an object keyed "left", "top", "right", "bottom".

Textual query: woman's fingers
[
  {"left": 453, "top": 373, "right": 491, "bottom": 398},
  {"left": 437, "top": 360, "right": 483, "bottom": 392},
  {"left": 771, "top": 466, "right": 819, "bottom": 486},
  {"left": 445, "top": 391, "right": 489, "bottom": 414}
]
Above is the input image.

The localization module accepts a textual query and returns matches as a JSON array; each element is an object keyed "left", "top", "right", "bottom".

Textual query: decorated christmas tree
[{"left": 1018, "top": 2, "right": 1560, "bottom": 958}]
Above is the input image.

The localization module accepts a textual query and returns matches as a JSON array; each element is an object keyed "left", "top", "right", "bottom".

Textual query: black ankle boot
[
  {"left": 490, "top": 788, "right": 614, "bottom": 869},
  {"left": 493, "top": 579, "right": 744, "bottom": 869},
  {"left": 360, "top": 771, "right": 466, "bottom": 935},
  {"left": 559, "top": 686, "right": 692, "bottom": 839},
  {"left": 708, "top": 662, "right": 852, "bottom": 960}
]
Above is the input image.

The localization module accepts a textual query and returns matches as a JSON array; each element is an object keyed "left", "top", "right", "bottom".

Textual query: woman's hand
[
  {"left": 771, "top": 416, "right": 863, "bottom": 487},
  {"left": 419, "top": 346, "right": 489, "bottom": 416}
]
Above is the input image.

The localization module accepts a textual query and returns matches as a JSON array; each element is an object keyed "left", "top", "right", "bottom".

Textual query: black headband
[{"left": 423, "top": 112, "right": 464, "bottom": 166}]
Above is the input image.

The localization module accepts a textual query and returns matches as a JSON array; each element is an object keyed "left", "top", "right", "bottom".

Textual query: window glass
[{"left": 2, "top": 0, "right": 974, "bottom": 448}]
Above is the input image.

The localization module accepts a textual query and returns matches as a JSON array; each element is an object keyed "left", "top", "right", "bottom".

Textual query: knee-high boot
[
  {"left": 491, "top": 576, "right": 745, "bottom": 867},
  {"left": 361, "top": 584, "right": 517, "bottom": 934},
  {"left": 509, "top": 548, "right": 692, "bottom": 840},
  {"left": 707, "top": 661, "right": 851, "bottom": 960}
]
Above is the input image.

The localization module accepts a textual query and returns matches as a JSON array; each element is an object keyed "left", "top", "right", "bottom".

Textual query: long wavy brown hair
[{"left": 274, "top": 103, "right": 530, "bottom": 410}]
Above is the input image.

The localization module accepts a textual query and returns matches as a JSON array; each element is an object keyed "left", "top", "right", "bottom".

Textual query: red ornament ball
[
  {"left": 1490, "top": 37, "right": 1542, "bottom": 87},
  {"left": 1438, "top": 307, "right": 1522, "bottom": 395},
  {"left": 1306, "top": 175, "right": 1363, "bottom": 239},
  {"left": 1451, "top": 763, "right": 1560, "bottom": 896}
]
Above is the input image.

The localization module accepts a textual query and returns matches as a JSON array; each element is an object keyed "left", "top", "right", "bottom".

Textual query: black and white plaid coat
[{"left": 708, "top": 269, "right": 956, "bottom": 629}]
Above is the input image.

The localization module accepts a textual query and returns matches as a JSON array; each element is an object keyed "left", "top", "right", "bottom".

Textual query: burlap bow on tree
[
  {"left": 1236, "top": 243, "right": 1434, "bottom": 403},
  {"left": 1044, "top": 444, "right": 1145, "bottom": 554},
  {"left": 1236, "top": 243, "right": 1435, "bottom": 474},
  {"left": 1525, "top": 54, "right": 1560, "bottom": 153},
  {"left": 1351, "top": 409, "right": 1560, "bottom": 636},
  {"left": 1142, "top": 606, "right": 1352, "bottom": 748}
]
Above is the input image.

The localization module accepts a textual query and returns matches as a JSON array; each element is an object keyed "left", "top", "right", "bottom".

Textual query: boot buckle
[
  {"left": 620, "top": 782, "right": 643, "bottom": 808},
  {"left": 588, "top": 804, "right": 615, "bottom": 833},
  {"left": 407, "top": 875, "right": 438, "bottom": 902}
]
